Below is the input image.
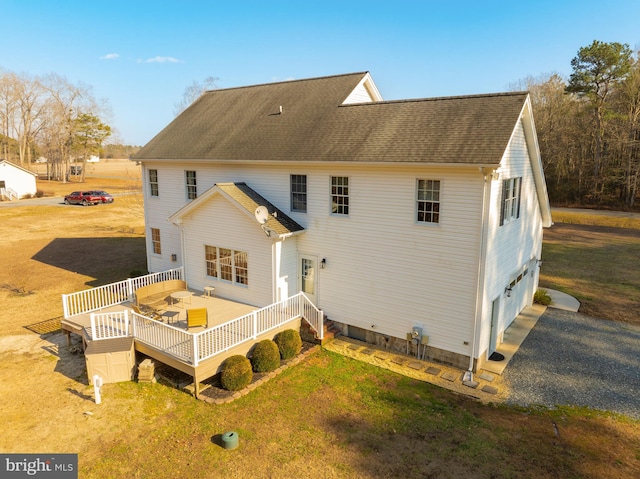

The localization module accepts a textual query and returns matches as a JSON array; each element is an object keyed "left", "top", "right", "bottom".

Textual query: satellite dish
[{"left": 254, "top": 205, "right": 269, "bottom": 224}]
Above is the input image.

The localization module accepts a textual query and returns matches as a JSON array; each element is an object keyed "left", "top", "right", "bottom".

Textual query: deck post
[
  {"left": 62, "top": 294, "right": 69, "bottom": 319},
  {"left": 252, "top": 311, "right": 258, "bottom": 339},
  {"left": 89, "top": 313, "right": 96, "bottom": 340},
  {"left": 126, "top": 278, "right": 134, "bottom": 302},
  {"left": 192, "top": 334, "right": 199, "bottom": 367}
]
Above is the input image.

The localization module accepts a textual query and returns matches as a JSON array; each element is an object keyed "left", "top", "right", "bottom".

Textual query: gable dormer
[{"left": 342, "top": 72, "right": 383, "bottom": 104}]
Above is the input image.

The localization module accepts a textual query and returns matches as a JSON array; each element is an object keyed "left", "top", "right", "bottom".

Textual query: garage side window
[
  {"left": 500, "top": 177, "right": 522, "bottom": 226},
  {"left": 149, "top": 169, "right": 159, "bottom": 196},
  {"left": 151, "top": 228, "right": 161, "bottom": 255}
]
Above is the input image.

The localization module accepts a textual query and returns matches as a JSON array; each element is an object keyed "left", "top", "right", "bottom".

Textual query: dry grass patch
[{"left": 541, "top": 223, "right": 640, "bottom": 325}]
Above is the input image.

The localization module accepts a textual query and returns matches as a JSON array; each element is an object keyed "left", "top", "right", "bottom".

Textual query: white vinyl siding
[
  {"left": 0, "top": 161, "right": 37, "bottom": 198},
  {"left": 480, "top": 119, "right": 544, "bottom": 358},
  {"left": 142, "top": 161, "right": 484, "bottom": 356},
  {"left": 180, "top": 197, "right": 271, "bottom": 306},
  {"left": 141, "top": 148, "right": 544, "bottom": 361}
]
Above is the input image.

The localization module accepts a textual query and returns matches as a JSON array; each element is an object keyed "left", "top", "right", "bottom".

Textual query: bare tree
[
  {"left": 173, "top": 76, "right": 219, "bottom": 116},
  {"left": 15, "top": 74, "right": 47, "bottom": 166},
  {"left": 0, "top": 70, "right": 20, "bottom": 162}
]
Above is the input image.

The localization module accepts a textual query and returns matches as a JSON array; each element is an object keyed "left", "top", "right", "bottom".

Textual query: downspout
[
  {"left": 140, "top": 164, "right": 152, "bottom": 271},
  {"left": 465, "top": 167, "right": 493, "bottom": 381},
  {"left": 178, "top": 223, "right": 188, "bottom": 288},
  {"left": 272, "top": 240, "right": 278, "bottom": 303}
]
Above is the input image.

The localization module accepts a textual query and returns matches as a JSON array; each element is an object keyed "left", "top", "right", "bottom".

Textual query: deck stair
[{"left": 302, "top": 317, "right": 340, "bottom": 345}]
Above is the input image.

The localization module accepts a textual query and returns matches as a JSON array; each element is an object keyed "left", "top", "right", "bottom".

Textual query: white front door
[{"left": 299, "top": 255, "right": 317, "bottom": 304}]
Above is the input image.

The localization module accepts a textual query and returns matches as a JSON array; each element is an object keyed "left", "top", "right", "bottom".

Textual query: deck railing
[
  {"left": 87, "top": 292, "right": 322, "bottom": 366},
  {"left": 62, "top": 267, "right": 184, "bottom": 318},
  {"left": 192, "top": 292, "right": 323, "bottom": 365},
  {"left": 90, "top": 310, "right": 130, "bottom": 340},
  {"left": 132, "top": 313, "right": 194, "bottom": 363}
]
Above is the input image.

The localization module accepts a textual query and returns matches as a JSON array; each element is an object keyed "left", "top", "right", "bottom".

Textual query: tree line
[
  {"left": 0, "top": 69, "right": 112, "bottom": 181},
  {"left": 3, "top": 42, "right": 639, "bottom": 206},
  {"left": 515, "top": 40, "right": 640, "bottom": 208}
]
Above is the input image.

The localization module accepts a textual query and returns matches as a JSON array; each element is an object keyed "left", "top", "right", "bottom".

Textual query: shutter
[
  {"left": 516, "top": 177, "right": 522, "bottom": 219},
  {"left": 499, "top": 179, "right": 507, "bottom": 226}
]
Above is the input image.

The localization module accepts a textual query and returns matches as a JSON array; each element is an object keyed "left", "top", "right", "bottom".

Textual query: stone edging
[{"left": 197, "top": 345, "right": 321, "bottom": 405}]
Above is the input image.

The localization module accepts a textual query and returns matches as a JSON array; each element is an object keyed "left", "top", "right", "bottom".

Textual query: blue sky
[{"left": 2, "top": 1, "right": 639, "bottom": 146}]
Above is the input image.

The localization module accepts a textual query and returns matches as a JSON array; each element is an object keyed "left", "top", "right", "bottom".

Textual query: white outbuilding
[{"left": 0, "top": 160, "right": 38, "bottom": 200}]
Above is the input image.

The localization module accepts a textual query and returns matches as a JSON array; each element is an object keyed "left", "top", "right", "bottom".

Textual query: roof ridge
[
  {"left": 204, "top": 72, "right": 369, "bottom": 94},
  {"left": 339, "top": 91, "right": 528, "bottom": 107}
]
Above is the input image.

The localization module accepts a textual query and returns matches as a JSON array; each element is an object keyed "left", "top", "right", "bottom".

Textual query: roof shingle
[{"left": 134, "top": 72, "right": 527, "bottom": 166}]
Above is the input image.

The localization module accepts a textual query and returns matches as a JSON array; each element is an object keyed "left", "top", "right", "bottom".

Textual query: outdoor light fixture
[
  {"left": 321, "top": 258, "right": 326, "bottom": 269},
  {"left": 505, "top": 287, "right": 512, "bottom": 298},
  {"left": 171, "top": 254, "right": 177, "bottom": 262}
]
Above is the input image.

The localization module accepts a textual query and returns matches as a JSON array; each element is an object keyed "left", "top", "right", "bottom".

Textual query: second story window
[
  {"left": 501, "top": 177, "right": 522, "bottom": 225},
  {"left": 149, "top": 169, "right": 159, "bottom": 196},
  {"left": 416, "top": 179, "right": 441, "bottom": 224},
  {"left": 331, "top": 176, "right": 349, "bottom": 215},
  {"left": 291, "top": 175, "right": 307, "bottom": 212},
  {"left": 186, "top": 170, "right": 197, "bottom": 200}
]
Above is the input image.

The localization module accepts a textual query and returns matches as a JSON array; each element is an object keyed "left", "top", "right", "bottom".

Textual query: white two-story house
[{"left": 132, "top": 72, "right": 552, "bottom": 372}]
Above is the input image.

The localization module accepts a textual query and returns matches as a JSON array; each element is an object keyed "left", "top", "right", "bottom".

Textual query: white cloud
[
  {"left": 137, "top": 56, "right": 183, "bottom": 64},
  {"left": 271, "top": 76, "right": 296, "bottom": 83},
  {"left": 100, "top": 53, "right": 120, "bottom": 60}
]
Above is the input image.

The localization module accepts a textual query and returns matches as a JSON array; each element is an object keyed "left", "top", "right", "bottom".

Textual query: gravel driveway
[{"left": 503, "top": 308, "right": 640, "bottom": 419}]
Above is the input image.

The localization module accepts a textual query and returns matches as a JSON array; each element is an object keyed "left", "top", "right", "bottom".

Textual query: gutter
[{"left": 466, "top": 167, "right": 494, "bottom": 381}]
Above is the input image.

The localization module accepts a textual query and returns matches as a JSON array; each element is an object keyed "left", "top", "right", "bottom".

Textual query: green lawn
[{"left": 80, "top": 349, "right": 639, "bottom": 479}]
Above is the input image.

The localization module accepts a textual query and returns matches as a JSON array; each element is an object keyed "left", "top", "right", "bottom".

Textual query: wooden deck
[{"left": 61, "top": 293, "right": 306, "bottom": 395}]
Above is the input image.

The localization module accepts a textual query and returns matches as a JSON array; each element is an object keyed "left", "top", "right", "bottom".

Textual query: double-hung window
[
  {"left": 150, "top": 228, "right": 161, "bottom": 255},
  {"left": 416, "top": 179, "right": 441, "bottom": 224},
  {"left": 290, "top": 175, "right": 307, "bottom": 212},
  {"left": 205, "top": 245, "right": 218, "bottom": 278},
  {"left": 205, "top": 245, "right": 248, "bottom": 286},
  {"left": 331, "top": 176, "right": 349, "bottom": 215},
  {"left": 186, "top": 170, "right": 197, "bottom": 200},
  {"left": 149, "top": 169, "right": 159, "bottom": 196},
  {"left": 501, "top": 177, "right": 522, "bottom": 225}
]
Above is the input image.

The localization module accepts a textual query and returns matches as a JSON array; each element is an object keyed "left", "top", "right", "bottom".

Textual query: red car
[
  {"left": 89, "top": 190, "right": 114, "bottom": 204},
  {"left": 64, "top": 191, "right": 102, "bottom": 206}
]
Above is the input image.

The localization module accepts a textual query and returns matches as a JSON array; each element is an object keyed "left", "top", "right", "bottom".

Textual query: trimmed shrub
[
  {"left": 220, "top": 355, "right": 253, "bottom": 391},
  {"left": 250, "top": 340, "right": 281, "bottom": 372},
  {"left": 274, "top": 329, "right": 302, "bottom": 360},
  {"left": 534, "top": 288, "right": 552, "bottom": 306}
]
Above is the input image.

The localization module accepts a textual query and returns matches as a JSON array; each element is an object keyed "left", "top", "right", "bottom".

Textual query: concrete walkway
[
  {"left": 547, "top": 289, "right": 581, "bottom": 312},
  {"left": 324, "top": 290, "right": 579, "bottom": 402}
]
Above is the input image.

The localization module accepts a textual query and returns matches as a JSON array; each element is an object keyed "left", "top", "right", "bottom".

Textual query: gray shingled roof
[
  {"left": 215, "top": 182, "right": 304, "bottom": 236},
  {"left": 134, "top": 72, "right": 528, "bottom": 166}
]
